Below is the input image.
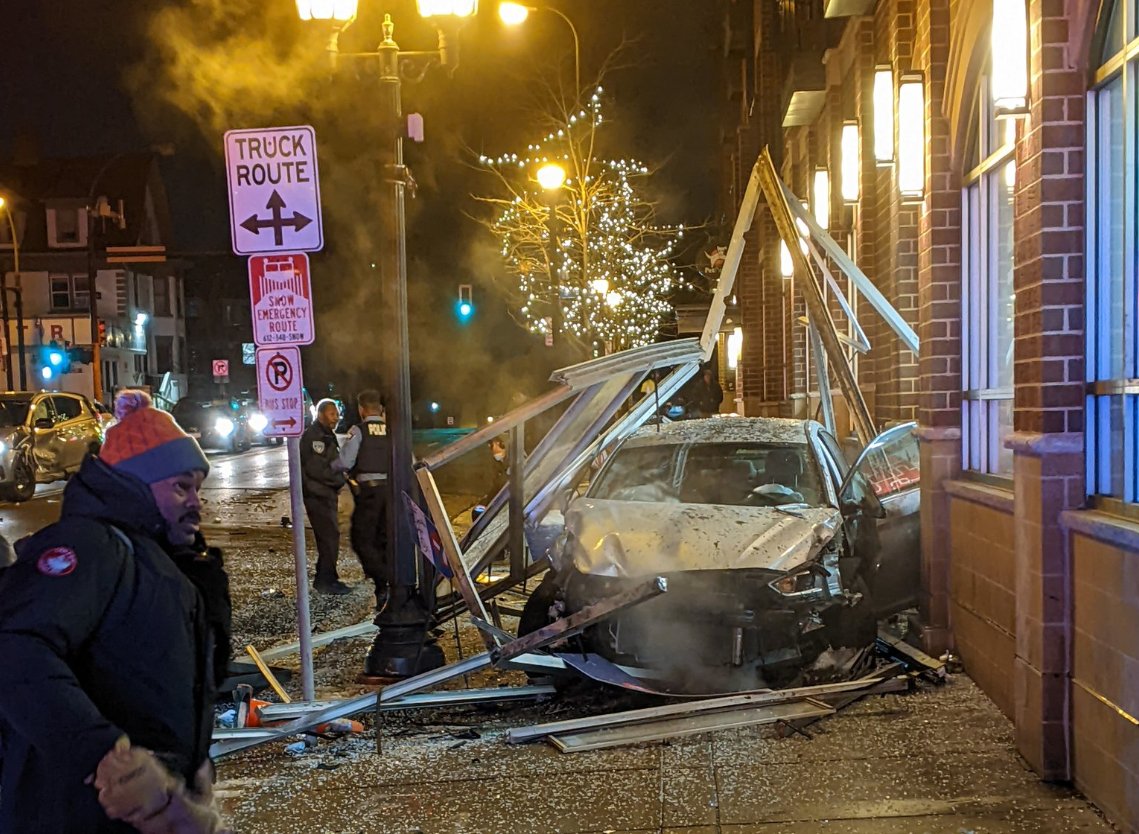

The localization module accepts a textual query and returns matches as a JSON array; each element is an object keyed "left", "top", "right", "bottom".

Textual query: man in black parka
[
  {"left": 0, "top": 390, "right": 231, "bottom": 834},
  {"left": 301, "top": 398, "right": 349, "bottom": 594}
]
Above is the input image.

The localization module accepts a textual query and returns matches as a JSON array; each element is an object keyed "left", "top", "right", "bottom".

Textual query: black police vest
[{"left": 353, "top": 421, "right": 390, "bottom": 476}]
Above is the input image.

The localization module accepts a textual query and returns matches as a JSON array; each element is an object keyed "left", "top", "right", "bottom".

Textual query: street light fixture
[
  {"left": 297, "top": 1, "right": 473, "bottom": 679},
  {"left": 497, "top": 2, "right": 581, "bottom": 100},
  {"left": 418, "top": 0, "right": 478, "bottom": 16},
  {"left": 536, "top": 161, "right": 567, "bottom": 191},
  {"left": 295, "top": 0, "right": 358, "bottom": 20}
]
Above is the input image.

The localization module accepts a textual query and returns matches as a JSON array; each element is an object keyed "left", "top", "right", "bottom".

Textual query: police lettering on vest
[{"left": 352, "top": 421, "right": 390, "bottom": 478}]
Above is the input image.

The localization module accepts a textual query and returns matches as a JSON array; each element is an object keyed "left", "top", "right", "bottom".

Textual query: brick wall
[{"left": 1013, "top": 0, "right": 1086, "bottom": 436}]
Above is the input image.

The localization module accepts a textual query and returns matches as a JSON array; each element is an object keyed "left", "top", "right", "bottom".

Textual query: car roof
[
  {"left": 0, "top": 391, "right": 78, "bottom": 400},
  {"left": 622, "top": 417, "right": 817, "bottom": 449}
]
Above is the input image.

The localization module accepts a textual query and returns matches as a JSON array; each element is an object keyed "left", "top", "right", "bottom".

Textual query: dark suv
[{"left": 171, "top": 397, "right": 252, "bottom": 453}]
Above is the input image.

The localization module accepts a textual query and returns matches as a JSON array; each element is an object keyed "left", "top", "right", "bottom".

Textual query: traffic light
[
  {"left": 456, "top": 284, "right": 474, "bottom": 321},
  {"left": 40, "top": 341, "right": 71, "bottom": 382}
]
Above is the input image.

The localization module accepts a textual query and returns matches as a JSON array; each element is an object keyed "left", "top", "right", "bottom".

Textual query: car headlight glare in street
[
  {"left": 249, "top": 413, "right": 268, "bottom": 432},
  {"left": 215, "top": 417, "right": 235, "bottom": 437},
  {"left": 0, "top": 441, "right": 7, "bottom": 455}
]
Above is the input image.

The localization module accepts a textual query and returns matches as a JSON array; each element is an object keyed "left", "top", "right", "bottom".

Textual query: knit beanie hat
[{"left": 99, "top": 390, "right": 210, "bottom": 484}]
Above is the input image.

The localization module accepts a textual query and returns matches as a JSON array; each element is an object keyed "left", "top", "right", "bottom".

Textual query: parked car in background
[
  {"left": 171, "top": 397, "right": 252, "bottom": 453},
  {"left": 522, "top": 417, "right": 920, "bottom": 694},
  {"left": 239, "top": 399, "right": 282, "bottom": 446},
  {"left": 0, "top": 391, "right": 106, "bottom": 502}
]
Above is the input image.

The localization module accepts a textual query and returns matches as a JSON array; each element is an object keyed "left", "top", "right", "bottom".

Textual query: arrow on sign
[
  {"left": 273, "top": 417, "right": 298, "bottom": 429},
  {"left": 240, "top": 190, "right": 313, "bottom": 247}
]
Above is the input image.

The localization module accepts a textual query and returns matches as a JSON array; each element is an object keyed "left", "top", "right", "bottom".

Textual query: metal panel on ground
[{"left": 548, "top": 698, "right": 834, "bottom": 753}]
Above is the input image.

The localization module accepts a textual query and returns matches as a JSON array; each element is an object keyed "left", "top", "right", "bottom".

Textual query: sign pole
[{"left": 287, "top": 435, "right": 315, "bottom": 701}]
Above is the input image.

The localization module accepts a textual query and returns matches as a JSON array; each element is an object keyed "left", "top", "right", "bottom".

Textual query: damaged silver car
[{"left": 520, "top": 417, "right": 920, "bottom": 694}]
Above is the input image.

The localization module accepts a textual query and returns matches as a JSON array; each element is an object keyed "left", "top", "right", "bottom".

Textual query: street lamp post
[
  {"left": 0, "top": 197, "right": 27, "bottom": 391},
  {"left": 498, "top": 2, "right": 580, "bottom": 101},
  {"left": 298, "top": 0, "right": 474, "bottom": 678},
  {"left": 536, "top": 162, "right": 566, "bottom": 346},
  {"left": 367, "top": 12, "right": 447, "bottom": 678}
]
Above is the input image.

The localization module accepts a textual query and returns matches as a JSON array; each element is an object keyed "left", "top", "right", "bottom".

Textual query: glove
[
  {"left": 94, "top": 737, "right": 178, "bottom": 823},
  {"left": 130, "top": 788, "right": 230, "bottom": 834}
]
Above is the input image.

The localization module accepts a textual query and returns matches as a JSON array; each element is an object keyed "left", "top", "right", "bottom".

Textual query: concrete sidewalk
[{"left": 217, "top": 674, "right": 1116, "bottom": 833}]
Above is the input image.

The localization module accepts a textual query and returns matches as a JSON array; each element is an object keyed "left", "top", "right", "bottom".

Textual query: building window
[
  {"left": 155, "top": 336, "right": 174, "bottom": 373},
  {"left": 47, "top": 207, "right": 86, "bottom": 248},
  {"left": 49, "top": 274, "right": 90, "bottom": 311},
  {"left": 1087, "top": 0, "right": 1139, "bottom": 502},
  {"left": 961, "top": 81, "right": 1016, "bottom": 476},
  {"left": 153, "top": 276, "right": 170, "bottom": 316}
]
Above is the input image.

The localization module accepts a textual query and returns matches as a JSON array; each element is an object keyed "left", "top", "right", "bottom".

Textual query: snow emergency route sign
[
  {"left": 249, "top": 253, "right": 315, "bottom": 346},
  {"left": 256, "top": 346, "right": 305, "bottom": 437},
  {"left": 224, "top": 125, "right": 323, "bottom": 255}
]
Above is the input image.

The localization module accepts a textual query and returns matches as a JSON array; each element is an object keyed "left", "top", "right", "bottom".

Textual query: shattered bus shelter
[
  {"left": 417, "top": 147, "right": 921, "bottom": 632},
  {"left": 217, "top": 147, "right": 927, "bottom": 757}
]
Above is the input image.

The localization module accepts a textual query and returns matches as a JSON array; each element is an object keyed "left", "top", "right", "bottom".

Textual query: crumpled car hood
[{"left": 564, "top": 499, "right": 841, "bottom": 578}]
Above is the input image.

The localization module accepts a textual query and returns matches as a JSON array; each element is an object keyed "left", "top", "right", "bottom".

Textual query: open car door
[{"left": 839, "top": 422, "right": 921, "bottom": 617}]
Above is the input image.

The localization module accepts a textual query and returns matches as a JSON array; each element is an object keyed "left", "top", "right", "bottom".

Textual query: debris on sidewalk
[{"left": 876, "top": 627, "right": 948, "bottom": 682}]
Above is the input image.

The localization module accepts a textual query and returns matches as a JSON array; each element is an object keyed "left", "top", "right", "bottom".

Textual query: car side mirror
[
  {"left": 33, "top": 418, "right": 53, "bottom": 431},
  {"left": 839, "top": 485, "right": 887, "bottom": 520}
]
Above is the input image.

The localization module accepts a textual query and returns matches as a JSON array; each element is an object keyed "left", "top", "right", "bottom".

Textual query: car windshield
[
  {"left": 591, "top": 442, "right": 824, "bottom": 507},
  {"left": 0, "top": 400, "right": 31, "bottom": 427}
]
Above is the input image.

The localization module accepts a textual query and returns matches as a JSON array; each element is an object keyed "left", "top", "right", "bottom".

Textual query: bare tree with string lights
[{"left": 473, "top": 88, "right": 688, "bottom": 355}]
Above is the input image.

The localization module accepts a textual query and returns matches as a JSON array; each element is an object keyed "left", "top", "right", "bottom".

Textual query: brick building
[{"left": 722, "top": 0, "right": 1139, "bottom": 828}]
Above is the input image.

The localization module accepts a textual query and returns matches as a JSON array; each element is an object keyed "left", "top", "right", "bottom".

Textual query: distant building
[
  {"left": 182, "top": 253, "right": 256, "bottom": 398},
  {"left": 0, "top": 153, "right": 187, "bottom": 405}
]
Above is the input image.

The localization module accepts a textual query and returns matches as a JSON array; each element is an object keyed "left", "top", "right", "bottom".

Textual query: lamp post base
[{"left": 364, "top": 584, "right": 445, "bottom": 678}]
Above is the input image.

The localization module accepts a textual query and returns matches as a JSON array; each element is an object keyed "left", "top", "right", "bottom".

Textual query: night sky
[{"left": 0, "top": 0, "right": 722, "bottom": 418}]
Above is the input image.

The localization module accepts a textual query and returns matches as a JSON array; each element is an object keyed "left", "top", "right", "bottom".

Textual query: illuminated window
[
  {"left": 961, "top": 75, "right": 1016, "bottom": 476},
  {"left": 1087, "top": 0, "right": 1139, "bottom": 503}
]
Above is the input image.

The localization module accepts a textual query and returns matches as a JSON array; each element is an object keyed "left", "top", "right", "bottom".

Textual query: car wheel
[
  {"left": 5, "top": 457, "right": 36, "bottom": 503},
  {"left": 517, "top": 570, "right": 561, "bottom": 637}
]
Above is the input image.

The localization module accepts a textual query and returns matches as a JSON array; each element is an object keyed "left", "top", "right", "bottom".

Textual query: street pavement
[{"left": 0, "top": 444, "right": 289, "bottom": 543}]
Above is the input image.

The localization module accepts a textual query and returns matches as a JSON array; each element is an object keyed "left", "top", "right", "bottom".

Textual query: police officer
[
  {"left": 335, "top": 389, "right": 389, "bottom": 609},
  {"left": 0, "top": 390, "right": 230, "bottom": 833},
  {"left": 301, "top": 398, "right": 349, "bottom": 595}
]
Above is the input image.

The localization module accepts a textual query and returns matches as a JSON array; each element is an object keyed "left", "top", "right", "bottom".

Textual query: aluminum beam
[
  {"left": 416, "top": 465, "right": 496, "bottom": 648},
  {"left": 256, "top": 685, "right": 557, "bottom": 722},
  {"left": 758, "top": 148, "right": 875, "bottom": 444},
  {"left": 257, "top": 619, "right": 377, "bottom": 663},
  {"left": 782, "top": 178, "right": 919, "bottom": 354},
  {"left": 701, "top": 159, "right": 763, "bottom": 360},
  {"left": 808, "top": 317, "right": 837, "bottom": 434},
  {"left": 549, "top": 698, "right": 833, "bottom": 752},
  {"left": 506, "top": 676, "right": 895, "bottom": 743},
  {"left": 491, "top": 576, "right": 668, "bottom": 665}
]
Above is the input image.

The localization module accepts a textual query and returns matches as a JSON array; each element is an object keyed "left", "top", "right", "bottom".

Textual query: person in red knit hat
[{"left": 0, "top": 390, "right": 231, "bottom": 833}]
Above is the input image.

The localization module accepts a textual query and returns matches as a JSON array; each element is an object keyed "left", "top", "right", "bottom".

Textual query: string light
[{"left": 481, "top": 92, "right": 689, "bottom": 350}]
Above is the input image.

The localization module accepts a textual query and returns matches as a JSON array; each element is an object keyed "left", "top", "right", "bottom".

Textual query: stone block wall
[{"left": 946, "top": 482, "right": 1017, "bottom": 719}]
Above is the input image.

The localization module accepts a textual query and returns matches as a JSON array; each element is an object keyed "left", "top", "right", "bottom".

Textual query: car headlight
[
  {"left": 0, "top": 441, "right": 7, "bottom": 455},
  {"left": 215, "top": 417, "right": 235, "bottom": 437},
  {"left": 249, "top": 413, "right": 268, "bottom": 432}
]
